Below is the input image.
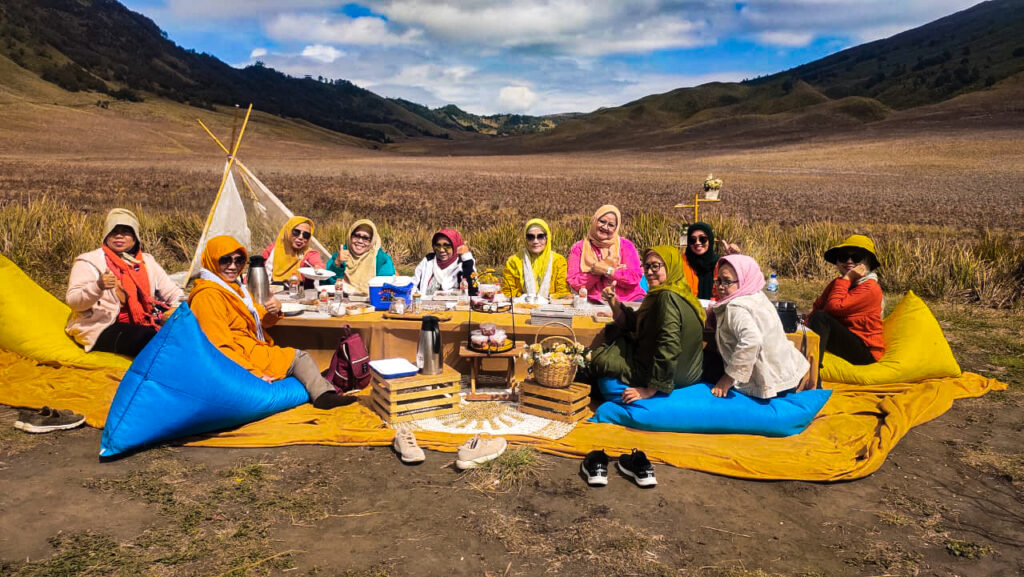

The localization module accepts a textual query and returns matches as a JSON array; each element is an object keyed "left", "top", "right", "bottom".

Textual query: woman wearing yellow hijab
[
  {"left": 260, "top": 216, "right": 325, "bottom": 286},
  {"left": 190, "top": 235, "right": 356, "bottom": 409},
  {"left": 325, "top": 219, "right": 396, "bottom": 294},
  {"left": 590, "top": 245, "right": 705, "bottom": 403},
  {"left": 500, "top": 218, "right": 570, "bottom": 300}
]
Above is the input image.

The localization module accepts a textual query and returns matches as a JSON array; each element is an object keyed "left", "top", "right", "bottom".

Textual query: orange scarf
[
  {"left": 579, "top": 204, "right": 621, "bottom": 274},
  {"left": 103, "top": 244, "right": 157, "bottom": 328},
  {"left": 270, "top": 216, "right": 315, "bottom": 282}
]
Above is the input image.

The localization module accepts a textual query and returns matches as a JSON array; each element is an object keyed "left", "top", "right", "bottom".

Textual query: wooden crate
[
  {"left": 518, "top": 380, "right": 592, "bottom": 423},
  {"left": 371, "top": 365, "right": 462, "bottom": 424}
]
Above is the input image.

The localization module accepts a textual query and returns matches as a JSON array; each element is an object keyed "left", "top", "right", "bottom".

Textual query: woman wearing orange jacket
[
  {"left": 807, "top": 235, "right": 885, "bottom": 370},
  {"left": 189, "top": 235, "right": 355, "bottom": 409}
]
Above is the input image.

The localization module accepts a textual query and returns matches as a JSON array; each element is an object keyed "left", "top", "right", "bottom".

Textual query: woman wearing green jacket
[{"left": 589, "top": 245, "right": 705, "bottom": 403}]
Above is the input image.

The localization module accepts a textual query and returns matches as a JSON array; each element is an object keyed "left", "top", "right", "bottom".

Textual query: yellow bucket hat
[{"left": 824, "top": 234, "right": 880, "bottom": 269}]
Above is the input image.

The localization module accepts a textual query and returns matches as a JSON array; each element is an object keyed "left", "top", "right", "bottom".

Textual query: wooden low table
[
  {"left": 370, "top": 365, "right": 462, "bottom": 424},
  {"left": 519, "top": 380, "right": 592, "bottom": 423},
  {"left": 458, "top": 341, "right": 525, "bottom": 401}
]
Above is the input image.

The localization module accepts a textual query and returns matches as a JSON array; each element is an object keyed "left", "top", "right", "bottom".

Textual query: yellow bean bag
[
  {"left": 821, "top": 291, "right": 960, "bottom": 385},
  {"left": 0, "top": 255, "right": 131, "bottom": 369}
]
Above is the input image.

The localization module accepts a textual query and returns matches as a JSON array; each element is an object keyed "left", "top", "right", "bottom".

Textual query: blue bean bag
[
  {"left": 100, "top": 303, "right": 309, "bottom": 458},
  {"left": 590, "top": 377, "right": 832, "bottom": 437}
]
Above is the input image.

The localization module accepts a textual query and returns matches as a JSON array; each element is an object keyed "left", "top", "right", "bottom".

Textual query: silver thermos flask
[
  {"left": 417, "top": 315, "right": 443, "bottom": 375},
  {"left": 246, "top": 255, "right": 270, "bottom": 304}
]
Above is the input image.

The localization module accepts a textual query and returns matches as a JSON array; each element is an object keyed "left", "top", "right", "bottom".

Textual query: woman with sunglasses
[
  {"left": 412, "top": 228, "right": 477, "bottom": 296},
  {"left": 500, "top": 218, "right": 570, "bottom": 300},
  {"left": 807, "top": 235, "right": 885, "bottom": 369},
  {"left": 567, "top": 205, "right": 645, "bottom": 303},
  {"left": 589, "top": 246, "right": 705, "bottom": 403},
  {"left": 325, "top": 219, "right": 396, "bottom": 294},
  {"left": 66, "top": 208, "right": 183, "bottom": 357},
  {"left": 261, "top": 216, "right": 325, "bottom": 288},
  {"left": 190, "top": 235, "right": 357, "bottom": 410},
  {"left": 682, "top": 222, "right": 741, "bottom": 300},
  {"left": 708, "top": 255, "right": 810, "bottom": 399}
]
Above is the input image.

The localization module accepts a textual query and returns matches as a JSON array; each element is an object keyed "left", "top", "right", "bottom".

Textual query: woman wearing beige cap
[{"left": 65, "top": 208, "right": 183, "bottom": 356}]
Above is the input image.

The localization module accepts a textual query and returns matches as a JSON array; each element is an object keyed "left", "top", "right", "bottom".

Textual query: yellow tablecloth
[{"left": 0, "top": 348, "right": 1004, "bottom": 481}]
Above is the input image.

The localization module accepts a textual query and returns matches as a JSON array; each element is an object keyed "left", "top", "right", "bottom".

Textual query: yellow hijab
[
  {"left": 580, "top": 205, "right": 621, "bottom": 273},
  {"left": 523, "top": 218, "right": 553, "bottom": 290},
  {"left": 343, "top": 219, "right": 381, "bottom": 293},
  {"left": 643, "top": 245, "right": 706, "bottom": 325},
  {"left": 271, "top": 216, "right": 314, "bottom": 282}
]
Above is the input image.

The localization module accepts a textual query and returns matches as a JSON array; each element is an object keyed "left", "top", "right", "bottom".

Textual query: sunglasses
[
  {"left": 218, "top": 255, "right": 246, "bottom": 267},
  {"left": 351, "top": 233, "right": 372, "bottom": 242},
  {"left": 713, "top": 278, "right": 738, "bottom": 287},
  {"left": 689, "top": 235, "right": 709, "bottom": 244},
  {"left": 433, "top": 243, "right": 453, "bottom": 251},
  {"left": 642, "top": 262, "right": 664, "bottom": 272},
  {"left": 525, "top": 233, "right": 547, "bottom": 241},
  {"left": 291, "top": 228, "right": 312, "bottom": 240},
  {"left": 836, "top": 252, "right": 864, "bottom": 263}
]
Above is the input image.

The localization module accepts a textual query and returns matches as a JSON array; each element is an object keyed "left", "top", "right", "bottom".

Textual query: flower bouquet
[{"left": 522, "top": 327, "right": 590, "bottom": 388}]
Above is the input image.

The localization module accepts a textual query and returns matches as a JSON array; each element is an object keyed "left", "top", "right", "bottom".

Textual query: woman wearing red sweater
[{"left": 807, "top": 235, "right": 885, "bottom": 372}]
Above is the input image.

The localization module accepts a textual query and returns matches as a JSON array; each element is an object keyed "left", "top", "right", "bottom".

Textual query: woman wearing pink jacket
[{"left": 567, "top": 205, "right": 646, "bottom": 303}]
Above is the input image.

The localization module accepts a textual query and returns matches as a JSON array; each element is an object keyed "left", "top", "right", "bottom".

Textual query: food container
[
  {"left": 488, "top": 332, "right": 507, "bottom": 346},
  {"left": 479, "top": 322, "right": 497, "bottom": 336},
  {"left": 478, "top": 283, "right": 500, "bottom": 299},
  {"left": 368, "top": 275, "right": 415, "bottom": 311},
  {"left": 470, "top": 331, "right": 489, "bottom": 347}
]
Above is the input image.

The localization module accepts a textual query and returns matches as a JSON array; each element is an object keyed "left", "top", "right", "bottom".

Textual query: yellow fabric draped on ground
[{"left": 0, "top": 348, "right": 1005, "bottom": 481}]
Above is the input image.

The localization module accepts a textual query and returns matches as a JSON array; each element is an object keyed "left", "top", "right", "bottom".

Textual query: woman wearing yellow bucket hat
[{"left": 807, "top": 234, "right": 885, "bottom": 373}]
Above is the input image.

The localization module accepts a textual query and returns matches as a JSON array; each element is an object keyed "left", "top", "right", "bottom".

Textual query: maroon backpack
[{"left": 324, "top": 325, "right": 372, "bottom": 392}]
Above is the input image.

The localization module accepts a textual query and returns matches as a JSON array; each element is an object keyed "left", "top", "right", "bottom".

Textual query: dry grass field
[{"left": 1, "top": 90, "right": 1023, "bottom": 576}]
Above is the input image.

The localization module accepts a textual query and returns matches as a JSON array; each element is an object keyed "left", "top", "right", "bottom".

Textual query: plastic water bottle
[{"left": 765, "top": 272, "right": 779, "bottom": 302}]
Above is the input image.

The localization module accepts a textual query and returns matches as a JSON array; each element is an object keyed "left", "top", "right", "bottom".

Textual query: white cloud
[
  {"left": 756, "top": 31, "right": 815, "bottom": 47},
  {"left": 301, "top": 44, "right": 345, "bottom": 63},
  {"left": 498, "top": 86, "right": 537, "bottom": 112},
  {"left": 249, "top": 47, "right": 267, "bottom": 58},
  {"left": 266, "top": 14, "right": 420, "bottom": 46}
]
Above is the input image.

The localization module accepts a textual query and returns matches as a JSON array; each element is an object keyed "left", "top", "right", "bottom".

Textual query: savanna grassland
[{"left": 1, "top": 97, "right": 1023, "bottom": 576}]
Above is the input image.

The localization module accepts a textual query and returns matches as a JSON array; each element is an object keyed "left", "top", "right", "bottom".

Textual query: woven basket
[{"left": 530, "top": 322, "right": 578, "bottom": 389}]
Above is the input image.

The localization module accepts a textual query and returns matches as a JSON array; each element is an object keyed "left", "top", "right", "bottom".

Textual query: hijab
[
  {"left": 642, "top": 245, "right": 706, "bottom": 325},
  {"left": 102, "top": 208, "right": 141, "bottom": 256},
  {"left": 684, "top": 221, "right": 719, "bottom": 299},
  {"left": 580, "top": 205, "right": 622, "bottom": 274},
  {"left": 433, "top": 228, "right": 463, "bottom": 269},
  {"left": 521, "top": 218, "right": 554, "bottom": 298},
  {"left": 712, "top": 254, "right": 766, "bottom": 308},
  {"left": 190, "top": 235, "right": 265, "bottom": 340},
  {"left": 270, "top": 216, "right": 314, "bottom": 282},
  {"left": 343, "top": 219, "right": 381, "bottom": 293}
]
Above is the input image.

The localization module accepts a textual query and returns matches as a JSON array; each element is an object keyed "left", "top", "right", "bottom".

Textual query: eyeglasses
[
  {"left": 642, "top": 262, "right": 664, "bottom": 272},
  {"left": 836, "top": 252, "right": 864, "bottom": 263},
  {"left": 525, "top": 233, "right": 547, "bottom": 241},
  {"left": 597, "top": 218, "right": 617, "bottom": 229},
  {"left": 433, "top": 243, "right": 453, "bottom": 251},
  {"left": 713, "top": 278, "right": 738, "bottom": 287},
  {"left": 689, "top": 235, "right": 709, "bottom": 244},
  {"left": 218, "top": 255, "right": 246, "bottom": 267},
  {"left": 351, "top": 233, "right": 372, "bottom": 242},
  {"left": 291, "top": 228, "right": 312, "bottom": 240},
  {"left": 108, "top": 228, "right": 135, "bottom": 238}
]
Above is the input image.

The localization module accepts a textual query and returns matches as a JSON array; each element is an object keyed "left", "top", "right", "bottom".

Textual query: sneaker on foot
[
  {"left": 581, "top": 450, "right": 609, "bottom": 486},
  {"left": 393, "top": 428, "right": 425, "bottom": 464},
  {"left": 13, "top": 406, "right": 86, "bottom": 434},
  {"left": 617, "top": 449, "right": 657, "bottom": 487},
  {"left": 455, "top": 434, "right": 507, "bottom": 470}
]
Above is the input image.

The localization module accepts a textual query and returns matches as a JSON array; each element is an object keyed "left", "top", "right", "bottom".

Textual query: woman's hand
[
  {"left": 457, "top": 244, "right": 470, "bottom": 256},
  {"left": 601, "top": 281, "right": 619, "bottom": 308},
  {"left": 844, "top": 263, "right": 868, "bottom": 283},
  {"left": 264, "top": 296, "right": 282, "bottom": 316},
  {"left": 337, "top": 247, "right": 350, "bottom": 264},
  {"left": 712, "top": 374, "right": 735, "bottom": 398},
  {"left": 98, "top": 270, "right": 118, "bottom": 291},
  {"left": 621, "top": 386, "right": 656, "bottom": 404},
  {"left": 720, "top": 239, "right": 742, "bottom": 255}
]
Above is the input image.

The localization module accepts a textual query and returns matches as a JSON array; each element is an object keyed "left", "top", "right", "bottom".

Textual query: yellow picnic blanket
[{"left": 0, "top": 348, "right": 1005, "bottom": 481}]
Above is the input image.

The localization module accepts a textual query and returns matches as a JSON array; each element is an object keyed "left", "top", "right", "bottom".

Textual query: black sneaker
[
  {"left": 617, "top": 449, "right": 657, "bottom": 487},
  {"left": 13, "top": 406, "right": 86, "bottom": 434},
  {"left": 581, "top": 450, "right": 609, "bottom": 486}
]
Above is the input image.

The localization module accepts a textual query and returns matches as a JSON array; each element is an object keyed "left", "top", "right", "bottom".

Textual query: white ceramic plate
[
  {"left": 280, "top": 302, "right": 305, "bottom": 316},
  {"left": 298, "top": 267, "right": 336, "bottom": 281}
]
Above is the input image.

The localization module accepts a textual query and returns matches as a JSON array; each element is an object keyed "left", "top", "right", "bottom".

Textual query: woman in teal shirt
[{"left": 325, "top": 219, "right": 396, "bottom": 292}]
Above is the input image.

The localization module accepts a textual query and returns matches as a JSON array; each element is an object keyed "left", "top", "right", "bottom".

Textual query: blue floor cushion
[
  {"left": 100, "top": 303, "right": 309, "bottom": 458},
  {"left": 590, "top": 377, "right": 832, "bottom": 437}
]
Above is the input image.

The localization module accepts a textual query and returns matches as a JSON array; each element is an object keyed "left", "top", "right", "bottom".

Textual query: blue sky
[{"left": 121, "top": 1, "right": 981, "bottom": 115}]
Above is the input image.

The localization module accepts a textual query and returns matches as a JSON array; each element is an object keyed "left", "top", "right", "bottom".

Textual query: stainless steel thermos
[
  {"left": 417, "top": 315, "right": 442, "bottom": 375},
  {"left": 246, "top": 255, "right": 270, "bottom": 304}
]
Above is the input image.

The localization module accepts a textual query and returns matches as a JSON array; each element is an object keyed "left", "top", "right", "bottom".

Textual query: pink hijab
[{"left": 714, "top": 254, "right": 766, "bottom": 306}]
